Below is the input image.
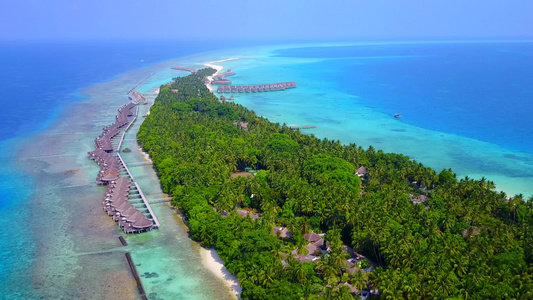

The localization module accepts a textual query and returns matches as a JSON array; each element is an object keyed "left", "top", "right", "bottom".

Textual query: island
[{"left": 137, "top": 68, "right": 533, "bottom": 299}]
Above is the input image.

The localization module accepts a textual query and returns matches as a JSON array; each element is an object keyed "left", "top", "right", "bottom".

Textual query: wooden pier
[
  {"left": 127, "top": 73, "right": 155, "bottom": 95},
  {"left": 117, "top": 153, "right": 135, "bottom": 180},
  {"left": 216, "top": 82, "right": 297, "bottom": 94},
  {"left": 134, "top": 182, "right": 160, "bottom": 228},
  {"left": 171, "top": 66, "right": 197, "bottom": 73},
  {"left": 116, "top": 137, "right": 159, "bottom": 228},
  {"left": 289, "top": 125, "right": 317, "bottom": 130},
  {"left": 116, "top": 109, "right": 138, "bottom": 151},
  {"left": 125, "top": 252, "right": 148, "bottom": 300}
]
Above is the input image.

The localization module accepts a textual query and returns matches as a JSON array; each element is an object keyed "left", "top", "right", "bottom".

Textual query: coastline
[
  {"left": 199, "top": 247, "right": 242, "bottom": 299},
  {"left": 203, "top": 57, "right": 239, "bottom": 92}
]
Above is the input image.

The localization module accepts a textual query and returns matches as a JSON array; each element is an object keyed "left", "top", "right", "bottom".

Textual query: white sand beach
[
  {"left": 199, "top": 247, "right": 242, "bottom": 299},
  {"left": 203, "top": 58, "right": 239, "bottom": 92}
]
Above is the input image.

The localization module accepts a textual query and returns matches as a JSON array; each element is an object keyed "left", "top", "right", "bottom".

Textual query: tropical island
[{"left": 137, "top": 68, "right": 533, "bottom": 299}]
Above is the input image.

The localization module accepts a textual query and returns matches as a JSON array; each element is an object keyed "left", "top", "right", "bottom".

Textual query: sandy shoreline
[
  {"left": 199, "top": 247, "right": 242, "bottom": 299},
  {"left": 203, "top": 57, "right": 239, "bottom": 92}
]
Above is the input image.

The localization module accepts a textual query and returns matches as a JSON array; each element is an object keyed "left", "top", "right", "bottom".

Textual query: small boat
[{"left": 394, "top": 113, "right": 401, "bottom": 118}]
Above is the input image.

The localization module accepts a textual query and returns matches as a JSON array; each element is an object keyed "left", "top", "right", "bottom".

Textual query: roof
[
  {"left": 121, "top": 206, "right": 139, "bottom": 217},
  {"left": 133, "top": 217, "right": 153, "bottom": 229},
  {"left": 313, "top": 238, "right": 324, "bottom": 248},
  {"left": 101, "top": 170, "right": 120, "bottom": 181},
  {"left": 273, "top": 226, "right": 292, "bottom": 238},
  {"left": 126, "top": 211, "right": 143, "bottom": 222},
  {"left": 236, "top": 209, "right": 261, "bottom": 220},
  {"left": 304, "top": 232, "right": 322, "bottom": 242},
  {"left": 236, "top": 209, "right": 248, "bottom": 218},
  {"left": 355, "top": 166, "right": 367, "bottom": 176},
  {"left": 409, "top": 194, "right": 428, "bottom": 203}
]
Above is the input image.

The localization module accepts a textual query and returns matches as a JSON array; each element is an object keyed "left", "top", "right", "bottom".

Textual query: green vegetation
[{"left": 138, "top": 69, "right": 533, "bottom": 299}]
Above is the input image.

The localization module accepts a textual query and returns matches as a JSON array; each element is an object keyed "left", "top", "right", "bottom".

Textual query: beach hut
[
  {"left": 272, "top": 226, "right": 292, "bottom": 238},
  {"left": 355, "top": 166, "right": 367, "bottom": 178},
  {"left": 409, "top": 194, "right": 428, "bottom": 204},
  {"left": 304, "top": 232, "right": 322, "bottom": 243}
]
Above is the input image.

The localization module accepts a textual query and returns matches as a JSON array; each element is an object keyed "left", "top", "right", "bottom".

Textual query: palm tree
[
  {"left": 350, "top": 270, "right": 367, "bottom": 293},
  {"left": 294, "top": 262, "right": 308, "bottom": 281}
]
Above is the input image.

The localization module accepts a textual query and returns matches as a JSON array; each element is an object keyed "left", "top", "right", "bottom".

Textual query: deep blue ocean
[
  {"left": 0, "top": 39, "right": 220, "bottom": 212},
  {"left": 0, "top": 39, "right": 239, "bottom": 141},
  {"left": 274, "top": 42, "right": 533, "bottom": 153}
]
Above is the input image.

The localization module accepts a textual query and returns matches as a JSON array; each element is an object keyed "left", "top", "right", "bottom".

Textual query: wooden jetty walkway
[
  {"left": 171, "top": 66, "right": 197, "bottom": 73},
  {"left": 289, "top": 125, "right": 317, "bottom": 130},
  {"left": 125, "top": 252, "right": 148, "bottom": 300},
  {"left": 216, "top": 82, "right": 297, "bottom": 94},
  {"left": 134, "top": 182, "right": 160, "bottom": 228},
  {"left": 126, "top": 73, "right": 155, "bottom": 95},
  {"left": 210, "top": 69, "right": 236, "bottom": 85}
]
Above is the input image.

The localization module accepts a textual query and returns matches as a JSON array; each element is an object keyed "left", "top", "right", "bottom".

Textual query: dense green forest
[{"left": 138, "top": 69, "right": 533, "bottom": 299}]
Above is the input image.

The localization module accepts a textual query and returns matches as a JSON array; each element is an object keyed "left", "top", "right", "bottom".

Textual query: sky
[{"left": 1, "top": 0, "right": 532, "bottom": 40}]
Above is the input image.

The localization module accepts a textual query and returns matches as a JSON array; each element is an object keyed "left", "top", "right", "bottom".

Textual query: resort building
[{"left": 87, "top": 101, "right": 157, "bottom": 233}]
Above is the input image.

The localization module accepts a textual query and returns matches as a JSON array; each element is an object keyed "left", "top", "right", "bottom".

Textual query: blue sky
[{"left": 1, "top": 0, "right": 532, "bottom": 40}]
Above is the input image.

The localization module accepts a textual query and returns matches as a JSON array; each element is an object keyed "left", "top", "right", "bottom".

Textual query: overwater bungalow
[
  {"left": 101, "top": 170, "right": 120, "bottom": 182},
  {"left": 113, "top": 204, "right": 135, "bottom": 222},
  {"left": 124, "top": 216, "right": 154, "bottom": 233},
  {"left": 88, "top": 100, "right": 158, "bottom": 234},
  {"left": 219, "top": 69, "right": 236, "bottom": 77}
]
